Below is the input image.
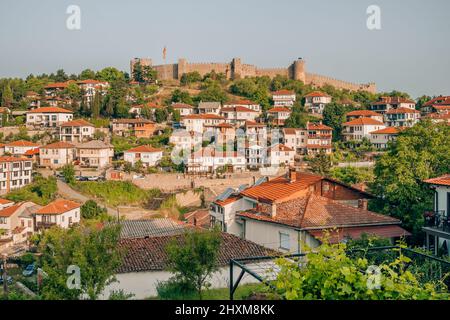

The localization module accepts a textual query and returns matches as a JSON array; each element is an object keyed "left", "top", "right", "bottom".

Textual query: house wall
[
  {"left": 39, "top": 148, "right": 75, "bottom": 168},
  {"left": 103, "top": 265, "right": 261, "bottom": 300},
  {"left": 35, "top": 207, "right": 80, "bottom": 229}
]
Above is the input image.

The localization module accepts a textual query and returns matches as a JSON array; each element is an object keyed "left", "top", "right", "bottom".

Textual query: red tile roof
[
  {"left": 273, "top": 90, "right": 295, "bottom": 95},
  {"left": 172, "top": 103, "right": 193, "bottom": 109},
  {"left": 232, "top": 99, "right": 258, "bottom": 105},
  {"left": 0, "top": 199, "right": 13, "bottom": 205},
  {"left": 42, "top": 141, "right": 75, "bottom": 149},
  {"left": 308, "top": 225, "right": 410, "bottom": 244},
  {"left": 117, "top": 232, "right": 276, "bottom": 272},
  {"left": 27, "top": 107, "right": 73, "bottom": 114},
  {"left": 184, "top": 209, "right": 211, "bottom": 228},
  {"left": 270, "top": 144, "right": 294, "bottom": 152},
  {"left": 346, "top": 110, "right": 381, "bottom": 117},
  {"left": 343, "top": 117, "right": 385, "bottom": 126},
  {"left": 44, "top": 82, "right": 69, "bottom": 89},
  {"left": 307, "top": 123, "right": 333, "bottom": 130},
  {"left": 35, "top": 199, "right": 80, "bottom": 215},
  {"left": 423, "top": 96, "right": 450, "bottom": 107},
  {"left": 24, "top": 148, "right": 40, "bottom": 156},
  {"left": 305, "top": 91, "right": 331, "bottom": 98},
  {"left": 182, "top": 114, "right": 225, "bottom": 120},
  {"left": 125, "top": 145, "right": 163, "bottom": 153},
  {"left": 221, "top": 106, "right": 258, "bottom": 113},
  {"left": 268, "top": 107, "right": 291, "bottom": 113},
  {"left": 0, "top": 204, "right": 21, "bottom": 217},
  {"left": 385, "top": 107, "right": 420, "bottom": 114},
  {"left": 424, "top": 174, "right": 450, "bottom": 187},
  {"left": 215, "top": 195, "right": 241, "bottom": 206},
  {"left": 0, "top": 156, "right": 29, "bottom": 163},
  {"left": 372, "top": 96, "right": 415, "bottom": 105},
  {"left": 6, "top": 140, "right": 39, "bottom": 147},
  {"left": 245, "top": 121, "right": 266, "bottom": 127},
  {"left": 369, "top": 127, "right": 401, "bottom": 134},
  {"left": 60, "top": 119, "right": 94, "bottom": 127}
]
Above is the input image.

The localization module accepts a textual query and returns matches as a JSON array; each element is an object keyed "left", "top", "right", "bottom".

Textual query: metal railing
[{"left": 424, "top": 210, "right": 450, "bottom": 232}]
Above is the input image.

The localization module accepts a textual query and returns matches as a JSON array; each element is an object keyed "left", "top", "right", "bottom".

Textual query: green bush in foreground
[{"left": 274, "top": 242, "right": 449, "bottom": 300}]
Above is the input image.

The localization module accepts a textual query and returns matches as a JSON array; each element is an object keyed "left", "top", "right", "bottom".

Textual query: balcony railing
[
  {"left": 424, "top": 210, "right": 450, "bottom": 232},
  {"left": 36, "top": 221, "right": 56, "bottom": 230}
]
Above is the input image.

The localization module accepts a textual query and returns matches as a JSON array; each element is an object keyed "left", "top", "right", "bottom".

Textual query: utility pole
[{"left": 2, "top": 253, "right": 8, "bottom": 297}]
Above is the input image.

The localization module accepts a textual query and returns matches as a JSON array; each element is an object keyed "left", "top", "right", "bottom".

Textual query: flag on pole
[{"left": 163, "top": 46, "right": 167, "bottom": 60}]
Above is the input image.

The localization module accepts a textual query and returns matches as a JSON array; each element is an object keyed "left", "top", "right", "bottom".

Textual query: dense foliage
[{"left": 5, "top": 176, "right": 57, "bottom": 205}]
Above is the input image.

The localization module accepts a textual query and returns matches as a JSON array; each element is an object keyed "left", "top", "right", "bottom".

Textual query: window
[
  {"left": 279, "top": 232, "right": 290, "bottom": 250},
  {"left": 0, "top": 217, "right": 7, "bottom": 224}
]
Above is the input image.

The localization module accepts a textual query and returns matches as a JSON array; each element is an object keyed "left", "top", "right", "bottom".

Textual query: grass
[{"left": 74, "top": 180, "right": 161, "bottom": 206}]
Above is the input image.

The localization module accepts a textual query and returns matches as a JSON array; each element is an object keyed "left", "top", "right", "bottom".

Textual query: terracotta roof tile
[
  {"left": 343, "top": 117, "right": 385, "bottom": 126},
  {"left": 6, "top": 140, "right": 39, "bottom": 147},
  {"left": 273, "top": 90, "right": 295, "bottom": 95},
  {"left": 182, "top": 114, "right": 224, "bottom": 120},
  {"left": 27, "top": 107, "right": 73, "bottom": 113},
  {"left": 370, "top": 127, "right": 401, "bottom": 134},
  {"left": 346, "top": 110, "right": 381, "bottom": 117},
  {"left": 268, "top": 107, "right": 291, "bottom": 113},
  {"left": 385, "top": 107, "right": 420, "bottom": 114},
  {"left": 125, "top": 145, "right": 163, "bottom": 153},
  {"left": 60, "top": 119, "right": 94, "bottom": 127},
  {"left": 35, "top": 199, "right": 80, "bottom": 215},
  {"left": 424, "top": 174, "right": 450, "bottom": 187},
  {"left": 305, "top": 91, "right": 331, "bottom": 98},
  {"left": 42, "top": 141, "right": 75, "bottom": 149}
]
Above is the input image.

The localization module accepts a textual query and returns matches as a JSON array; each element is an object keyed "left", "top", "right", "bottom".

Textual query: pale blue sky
[{"left": 0, "top": 0, "right": 449, "bottom": 97}]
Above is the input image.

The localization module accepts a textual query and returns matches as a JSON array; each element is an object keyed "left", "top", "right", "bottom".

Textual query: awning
[{"left": 308, "top": 225, "right": 411, "bottom": 244}]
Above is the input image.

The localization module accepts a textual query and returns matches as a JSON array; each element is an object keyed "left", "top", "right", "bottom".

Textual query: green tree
[
  {"left": 39, "top": 224, "right": 122, "bottom": 300},
  {"left": 61, "top": 164, "right": 76, "bottom": 185},
  {"left": 165, "top": 229, "right": 222, "bottom": 299},
  {"left": 1, "top": 83, "right": 13, "bottom": 108},
  {"left": 81, "top": 200, "right": 108, "bottom": 220},
  {"left": 274, "top": 241, "right": 448, "bottom": 300},
  {"left": 180, "top": 72, "right": 202, "bottom": 86},
  {"left": 308, "top": 150, "right": 332, "bottom": 175},
  {"left": 54, "top": 69, "right": 69, "bottom": 82},
  {"left": 96, "top": 67, "right": 125, "bottom": 82},
  {"left": 370, "top": 121, "right": 450, "bottom": 240},
  {"left": 323, "top": 102, "right": 354, "bottom": 141},
  {"left": 91, "top": 91, "right": 102, "bottom": 118},
  {"left": 154, "top": 108, "right": 168, "bottom": 123},
  {"left": 170, "top": 89, "right": 193, "bottom": 105},
  {"left": 79, "top": 69, "right": 96, "bottom": 80}
]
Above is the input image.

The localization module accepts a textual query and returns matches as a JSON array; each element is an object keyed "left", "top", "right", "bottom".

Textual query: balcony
[
  {"left": 424, "top": 210, "right": 450, "bottom": 233},
  {"left": 36, "top": 221, "right": 57, "bottom": 230}
]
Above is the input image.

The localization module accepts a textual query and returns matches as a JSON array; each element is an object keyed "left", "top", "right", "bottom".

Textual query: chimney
[
  {"left": 288, "top": 167, "right": 297, "bottom": 183},
  {"left": 358, "top": 199, "right": 368, "bottom": 210}
]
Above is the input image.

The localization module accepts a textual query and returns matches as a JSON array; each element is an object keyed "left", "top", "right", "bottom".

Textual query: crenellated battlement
[{"left": 140, "top": 57, "right": 376, "bottom": 93}]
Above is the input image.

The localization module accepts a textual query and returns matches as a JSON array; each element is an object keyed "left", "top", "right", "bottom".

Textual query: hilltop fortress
[{"left": 131, "top": 57, "right": 376, "bottom": 93}]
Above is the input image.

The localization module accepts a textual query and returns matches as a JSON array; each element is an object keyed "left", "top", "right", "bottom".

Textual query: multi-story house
[
  {"left": 171, "top": 103, "right": 194, "bottom": 117},
  {"left": 369, "top": 96, "right": 416, "bottom": 114},
  {"left": 283, "top": 128, "right": 307, "bottom": 153},
  {"left": 44, "top": 82, "right": 68, "bottom": 97},
  {"left": 77, "top": 79, "right": 109, "bottom": 104},
  {"left": 198, "top": 102, "right": 221, "bottom": 114},
  {"left": 35, "top": 199, "right": 81, "bottom": 230},
  {"left": 268, "top": 144, "right": 295, "bottom": 167},
  {"left": 421, "top": 96, "right": 450, "bottom": 115},
  {"left": 59, "top": 119, "right": 95, "bottom": 143},
  {"left": 423, "top": 174, "right": 450, "bottom": 256},
  {"left": 267, "top": 107, "right": 291, "bottom": 126},
  {"left": 345, "top": 110, "right": 384, "bottom": 123},
  {"left": 181, "top": 114, "right": 225, "bottom": 133},
  {"left": 39, "top": 142, "right": 76, "bottom": 169},
  {"left": 223, "top": 100, "right": 261, "bottom": 113},
  {"left": 304, "top": 91, "right": 332, "bottom": 114},
  {"left": 129, "top": 102, "right": 160, "bottom": 118},
  {"left": 0, "top": 202, "right": 41, "bottom": 246},
  {"left": 204, "top": 123, "right": 236, "bottom": 145},
  {"left": 369, "top": 127, "right": 402, "bottom": 149},
  {"left": 342, "top": 117, "right": 386, "bottom": 142},
  {"left": 187, "top": 147, "right": 246, "bottom": 174},
  {"left": 26, "top": 107, "right": 73, "bottom": 128},
  {"left": 4, "top": 140, "right": 40, "bottom": 156},
  {"left": 77, "top": 140, "right": 114, "bottom": 168},
  {"left": 111, "top": 119, "right": 155, "bottom": 137},
  {"left": 124, "top": 145, "right": 163, "bottom": 167},
  {"left": 210, "top": 170, "right": 409, "bottom": 252},
  {"left": 244, "top": 121, "right": 267, "bottom": 144},
  {"left": 306, "top": 123, "right": 333, "bottom": 155},
  {"left": 240, "top": 142, "right": 267, "bottom": 169},
  {"left": 272, "top": 90, "right": 296, "bottom": 107},
  {"left": 220, "top": 106, "right": 258, "bottom": 126},
  {"left": 0, "top": 157, "right": 33, "bottom": 195},
  {"left": 384, "top": 108, "right": 421, "bottom": 127},
  {"left": 169, "top": 130, "right": 203, "bottom": 151}
]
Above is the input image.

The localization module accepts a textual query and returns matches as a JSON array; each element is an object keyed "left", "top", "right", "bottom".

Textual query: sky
[{"left": 0, "top": 0, "right": 449, "bottom": 98}]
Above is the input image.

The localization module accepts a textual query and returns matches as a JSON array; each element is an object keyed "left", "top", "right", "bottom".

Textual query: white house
[
  {"left": 198, "top": 102, "right": 221, "bottom": 114},
  {"left": 306, "top": 123, "right": 333, "bottom": 155},
  {"left": 39, "top": 141, "right": 76, "bottom": 169},
  {"left": 77, "top": 140, "right": 114, "bottom": 168},
  {"left": 304, "top": 91, "right": 332, "bottom": 114},
  {"left": 4, "top": 140, "right": 40, "bottom": 156},
  {"left": 283, "top": 128, "right": 307, "bottom": 153},
  {"left": 169, "top": 130, "right": 203, "bottom": 151},
  {"left": 0, "top": 202, "right": 41, "bottom": 246},
  {"left": 268, "top": 144, "right": 295, "bottom": 167},
  {"left": 369, "top": 127, "right": 402, "bottom": 149},
  {"left": 0, "top": 157, "right": 33, "bottom": 195},
  {"left": 342, "top": 117, "right": 386, "bottom": 142},
  {"left": 220, "top": 106, "right": 258, "bottom": 126},
  {"left": 34, "top": 199, "right": 81, "bottom": 230},
  {"left": 77, "top": 79, "right": 109, "bottom": 104},
  {"left": 345, "top": 110, "right": 384, "bottom": 123},
  {"left": 171, "top": 103, "right": 194, "bottom": 117},
  {"left": 223, "top": 99, "right": 261, "bottom": 113},
  {"left": 124, "top": 145, "right": 163, "bottom": 167},
  {"left": 26, "top": 107, "right": 73, "bottom": 128},
  {"left": 423, "top": 175, "right": 450, "bottom": 256},
  {"left": 181, "top": 114, "right": 225, "bottom": 133},
  {"left": 272, "top": 90, "right": 296, "bottom": 107},
  {"left": 267, "top": 107, "right": 291, "bottom": 126},
  {"left": 187, "top": 147, "right": 246, "bottom": 173},
  {"left": 369, "top": 96, "right": 416, "bottom": 114},
  {"left": 59, "top": 119, "right": 95, "bottom": 143},
  {"left": 384, "top": 107, "right": 421, "bottom": 127}
]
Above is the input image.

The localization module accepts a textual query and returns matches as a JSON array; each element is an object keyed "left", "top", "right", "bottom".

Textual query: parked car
[
  {"left": 0, "top": 275, "right": 13, "bottom": 285},
  {"left": 87, "top": 176, "right": 99, "bottom": 181},
  {"left": 22, "top": 263, "right": 35, "bottom": 277},
  {"left": 76, "top": 176, "right": 88, "bottom": 181}
]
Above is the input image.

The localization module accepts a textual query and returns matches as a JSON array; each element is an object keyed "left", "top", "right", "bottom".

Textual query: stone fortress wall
[{"left": 132, "top": 57, "right": 376, "bottom": 93}]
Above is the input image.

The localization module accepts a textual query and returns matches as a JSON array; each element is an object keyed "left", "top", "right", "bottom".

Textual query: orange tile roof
[
  {"left": 267, "top": 107, "right": 291, "bottom": 113},
  {"left": 305, "top": 91, "right": 331, "bottom": 98},
  {"left": 232, "top": 99, "right": 258, "bottom": 105},
  {"left": 126, "top": 145, "right": 163, "bottom": 153},
  {"left": 35, "top": 199, "right": 80, "bottom": 215},
  {"left": 372, "top": 96, "right": 415, "bottom": 105},
  {"left": 369, "top": 127, "right": 400, "bottom": 134},
  {"left": 307, "top": 123, "right": 333, "bottom": 130},
  {"left": 0, "top": 198, "right": 13, "bottom": 205},
  {"left": 0, "top": 156, "right": 29, "bottom": 163},
  {"left": 238, "top": 193, "right": 401, "bottom": 230},
  {"left": 44, "top": 82, "right": 69, "bottom": 89},
  {"left": 0, "top": 204, "right": 22, "bottom": 217},
  {"left": 273, "top": 90, "right": 295, "bottom": 95},
  {"left": 42, "top": 141, "right": 75, "bottom": 149},
  {"left": 270, "top": 144, "right": 294, "bottom": 152},
  {"left": 24, "top": 148, "right": 40, "bottom": 156},
  {"left": 423, "top": 96, "right": 450, "bottom": 107},
  {"left": 27, "top": 107, "right": 73, "bottom": 114},
  {"left": 346, "top": 110, "right": 381, "bottom": 117},
  {"left": 182, "top": 114, "right": 224, "bottom": 120},
  {"left": 343, "top": 117, "right": 385, "bottom": 126},
  {"left": 172, "top": 103, "right": 193, "bottom": 109},
  {"left": 424, "top": 174, "right": 450, "bottom": 187},
  {"left": 244, "top": 120, "right": 266, "bottom": 127},
  {"left": 60, "top": 119, "right": 94, "bottom": 127},
  {"left": 385, "top": 107, "right": 420, "bottom": 114},
  {"left": 215, "top": 195, "right": 241, "bottom": 206},
  {"left": 6, "top": 140, "right": 40, "bottom": 147},
  {"left": 221, "top": 106, "right": 258, "bottom": 113}
]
